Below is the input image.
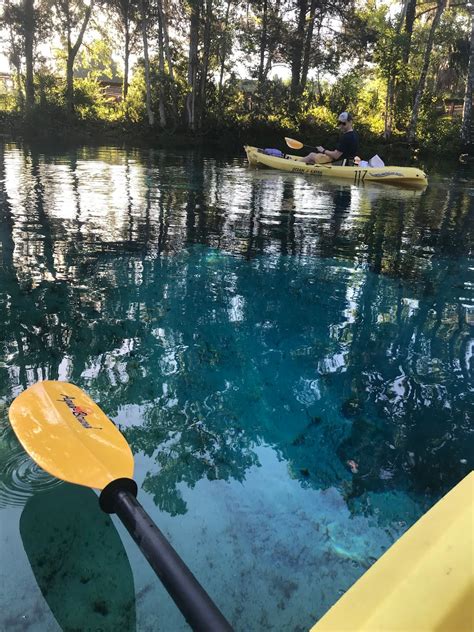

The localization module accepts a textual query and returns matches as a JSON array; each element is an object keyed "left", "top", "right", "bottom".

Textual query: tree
[
  {"left": 402, "top": 0, "right": 417, "bottom": 64},
  {"left": 461, "top": 2, "right": 474, "bottom": 148},
  {"left": 216, "top": 0, "right": 234, "bottom": 104},
  {"left": 1, "top": 0, "right": 26, "bottom": 109},
  {"left": 289, "top": 0, "right": 308, "bottom": 106},
  {"left": 155, "top": 0, "right": 178, "bottom": 122},
  {"left": 285, "top": 0, "right": 356, "bottom": 115},
  {"left": 102, "top": 0, "right": 140, "bottom": 100},
  {"left": 407, "top": 0, "right": 447, "bottom": 144},
  {"left": 0, "top": 0, "right": 51, "bottom": 112},
  {"left": 256, "top": 0, "right": 269, "bottom": 90},
  {"left": 24, "top": 0, "right": 35, "bottom": 110},
  {"left": 54, "top": 0, "right": 95, "bottom": 115},
  {"left": 185, "top": 0, "right": 200, "bottom": 131},
  {"left": 395, "top": 0, "right": 417, "bottom": 133},
  {"left": 198, "top": 0, "right": 212, "bottom": 129},
  {"left": 237, "top": 0, "right": 286, "bottom": 111},
  {"left": 138, "top": 0, "right": 154, "bottom": 126},
  {"left": 379, "top": 2, "right": 410, "bottom": 139}
]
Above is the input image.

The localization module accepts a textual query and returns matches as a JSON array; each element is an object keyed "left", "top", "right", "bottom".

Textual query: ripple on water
[{"left": 0, "top": 428, "right": 61, "bottom": 507}]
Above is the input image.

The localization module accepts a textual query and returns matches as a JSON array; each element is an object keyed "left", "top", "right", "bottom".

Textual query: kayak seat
[{"left": 333, "top": 159, "right": 356, "bottom": 167}]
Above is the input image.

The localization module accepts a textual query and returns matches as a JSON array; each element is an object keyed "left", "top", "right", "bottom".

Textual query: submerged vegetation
[{"left": 0, "top": 0, "right": 473, "bottom": 155}]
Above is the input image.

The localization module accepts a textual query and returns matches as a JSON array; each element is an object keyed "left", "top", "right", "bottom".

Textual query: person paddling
[{"left": 303, "top": 112, "right": 359, "bottom": 165}]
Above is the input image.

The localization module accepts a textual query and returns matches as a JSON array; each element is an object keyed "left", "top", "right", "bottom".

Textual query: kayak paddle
[
  {"left": 9, "top": 380, "right": 233, "bottom": 632},
  {"left": 285, "top": 137, "right": 319, "bottom": 152}
]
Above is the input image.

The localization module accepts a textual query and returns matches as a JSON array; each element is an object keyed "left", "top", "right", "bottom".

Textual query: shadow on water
[
  {"left": 0, "top": 142, "right": 472, "bottom": 512},
  {"left": 19, "top": 484, "right": 136, "bottom": 631}
]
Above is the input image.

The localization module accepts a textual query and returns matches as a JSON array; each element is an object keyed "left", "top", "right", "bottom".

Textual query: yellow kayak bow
[{"left": 312, "top": 471, "right": 474, "bottom": 631}]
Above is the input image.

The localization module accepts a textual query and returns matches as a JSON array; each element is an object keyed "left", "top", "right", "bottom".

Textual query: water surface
[{"left": 0, "top": 144, "right": 473, "bottom": 631}]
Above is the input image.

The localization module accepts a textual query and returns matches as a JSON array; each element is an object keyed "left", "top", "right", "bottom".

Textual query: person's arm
[{"left": 317, "top": 147, "right": 342, "bottom": 160}]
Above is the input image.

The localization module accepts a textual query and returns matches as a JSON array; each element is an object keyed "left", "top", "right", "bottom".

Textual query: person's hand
[{"left": 317, "top": 146, "right": 325, "bottom": 153}]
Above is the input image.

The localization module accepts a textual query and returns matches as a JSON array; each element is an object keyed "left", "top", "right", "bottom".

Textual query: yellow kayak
[
  {"left": 312, "top": 471, "right": 474, "bottom": 631},
  {"left": 244, "top": 145, "right": 428, "bottom": 187}
]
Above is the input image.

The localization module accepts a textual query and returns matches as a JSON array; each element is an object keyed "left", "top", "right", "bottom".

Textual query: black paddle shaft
[{"left": 100, "top": 479, "right": 233, "bottom": 632}]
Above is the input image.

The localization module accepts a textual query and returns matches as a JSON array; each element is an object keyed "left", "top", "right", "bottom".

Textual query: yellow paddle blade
[
  {"left": 9, "top": 381, "right": 134, "bottom": 490},
  {"left": 285, "top": 137, "right": 304, "bottom": 150}
]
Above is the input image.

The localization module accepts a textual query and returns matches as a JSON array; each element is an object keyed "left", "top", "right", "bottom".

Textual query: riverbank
[{"left": 0, "top": 109, "right": 467, "bottom": 167}]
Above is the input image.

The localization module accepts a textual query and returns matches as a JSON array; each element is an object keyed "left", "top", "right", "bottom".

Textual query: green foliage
[
  {"left": 123, "top": 55, "right": 189, "bottom": 126},
  {"left": 0, "top": 93, "right": 17, "bottom": 112},
  {"left": 356, "top": 77, "right": 387, "bottom": 136},
  {"left": 327, "top": 71, "right": 364, "bottom": 116},
  {"left": 300, "top": 104, "right": 336, "bottom": 134},
  {"left": 76, "top": 39, "right": 119, "bottom": 81},
  {"left": 74, "top": 77, "right": 120, "bottom": 121},
  {"left": 206, "top": 74, "right": 245, "bottom": 128},
  {"left": 0, "top": 0, "right": 470, "bottom": 153},
  {"left": 123, "top": 67, "right": 148, "bottom": 124},
  {"left": 36, "top": 69, "right": 66, "bottom": 110},
  {"left": 416, "top": 113, "right": 462, "bottom": 153}
]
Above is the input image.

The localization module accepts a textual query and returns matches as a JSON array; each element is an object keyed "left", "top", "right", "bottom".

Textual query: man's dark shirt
[{"left": 336, "top": 130, "right": 359, "bottom": 160}]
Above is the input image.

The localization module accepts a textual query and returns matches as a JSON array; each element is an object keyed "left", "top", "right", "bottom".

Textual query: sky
[{"left": 0, "top": 41, "right": 293, "bottom": 82}]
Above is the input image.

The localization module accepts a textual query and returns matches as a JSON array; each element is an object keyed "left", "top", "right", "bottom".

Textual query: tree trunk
[
  {"left": 407, "top": 0, "right": 446, "bottom": 144},
  {"left": 384, "top": 1, "right": 408, "bottom": 139},
  {"left": 157, "top": 14, "right": 167, "bottom": 128},
  {"left": 123, "top": 22, "right": 130, "bottom": 99},
  {"left": 461, "top": 5, "right": 474, "bottom": 148},
  {"left": 217, "top": 0, "right": 232, "bottom": 102},
  {"left": 66, "top": 2, "right": 74, "bottom": 116},
  {"left": 198, "top": 0, "right": 212, "bottom": 129},
  {"left": 66, "top": 56, "right": 74, "bottom": 114},
  {"left": 384, "top": 66, "right": 395, "bottom": 139},
  {"left": 186, "top": 0, "right": 200, "bottom": 131},
  {"left": 8, "top": 25, "right": 25, "bottom": 111},
  {"left": 157, "top": 0, "right": 178, "bottom": 121},
  {"left": 65, "top": 0, "right": 95, "bottom": 116},
  {"left": 262, "top": 0, "right": 281, "bottom": 81},
  {"left": 290, "top": 0, "right": 307, "bottom": 107},
  {"left": 24, "top": 0, "right": 35, "bottom": 111},
  {"left": 402, "top": 0, "right": 417, "bottom": 65},
  {"left": 384, "top": 70, "right": 397, "bottom": 139},
  {"left": 138, "top": 0, "right": 154, "bottom": 127},
  {"left": 300, "top": 0, "right": 318, "bottom": 92},
  {"left": 257, "top": 0, "right": 268, "bottom": 89},
  {"left": 394, "top": 0, "right": 417, "bottom": 129}
]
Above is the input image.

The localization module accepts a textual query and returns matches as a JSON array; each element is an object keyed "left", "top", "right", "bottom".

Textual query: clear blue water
[{"left": 0, "top": 143, "right": 473, "bottom": 631}]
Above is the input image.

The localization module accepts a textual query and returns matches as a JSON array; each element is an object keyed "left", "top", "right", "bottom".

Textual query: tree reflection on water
[{"left": 0, "top": 143, "right": 472, "bottom": 514}]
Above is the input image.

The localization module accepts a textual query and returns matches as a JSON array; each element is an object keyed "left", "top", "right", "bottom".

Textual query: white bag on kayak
[{"left": 368, "top": 154, "right": 385, "bottom": 167}]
